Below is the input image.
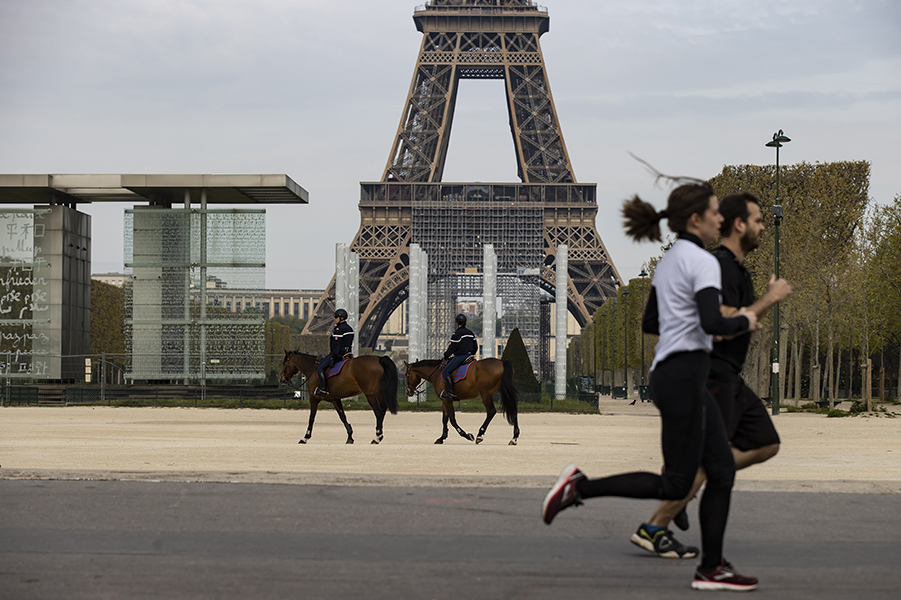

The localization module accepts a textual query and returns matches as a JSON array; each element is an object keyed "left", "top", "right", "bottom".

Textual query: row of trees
[{"left": 572, "top": 161, "right": 901, "bottom": 402}]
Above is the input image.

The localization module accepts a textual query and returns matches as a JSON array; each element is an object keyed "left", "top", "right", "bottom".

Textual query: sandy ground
[{"left": 2, "top": 399, "right": 899, "bottom": 493}]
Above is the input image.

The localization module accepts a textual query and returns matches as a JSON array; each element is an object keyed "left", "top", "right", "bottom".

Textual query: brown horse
[
  {"left": 404, "top": 358, "right": 520, "bottom": 445},
  {"left": 279, "top": 351, "right": 398, "bottom": 444}
]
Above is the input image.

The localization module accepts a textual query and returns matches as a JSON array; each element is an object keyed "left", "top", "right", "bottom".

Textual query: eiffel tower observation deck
[{"left": 304, "top": 0, "right": 622, "bottom": 357}]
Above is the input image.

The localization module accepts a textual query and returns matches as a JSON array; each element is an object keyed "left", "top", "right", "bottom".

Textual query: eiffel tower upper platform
[{"left": 304, "top": 0, "right": 622, "bottom": 350}]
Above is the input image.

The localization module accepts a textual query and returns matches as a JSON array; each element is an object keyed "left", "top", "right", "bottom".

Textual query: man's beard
[{"left": 740, "top": 230, "right": 760, "bottom": 253}]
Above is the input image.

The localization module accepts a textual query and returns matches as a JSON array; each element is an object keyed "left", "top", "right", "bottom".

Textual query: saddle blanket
[
  {"left": 442, "top": 361, "right": 473, "bottom": 384},
  {"left": 326, "top": 358, "right": 350, "bottom": 379}
]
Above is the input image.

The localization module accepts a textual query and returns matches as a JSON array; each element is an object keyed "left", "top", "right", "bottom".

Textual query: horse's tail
[
  {"left": 379, "top": 356, "right": 399, "bottom": 415},
  {"left": 499, "top": 359, "right": 519, "bottom": 426}
]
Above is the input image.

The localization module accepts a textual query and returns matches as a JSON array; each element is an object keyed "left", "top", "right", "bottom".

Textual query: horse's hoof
[
  {"left": 465, "top": 433, "right": 475, "bottom": 442},
  {"left": 508, "top": 439, "right": 518, "bottom": 446},
  {"left": 298, "top": 439, "right": 306, "bottom": 444},
  {"left": 346, "top": 438, "right": 354, "bottom": 444},
  {"left": 475, "top": 436, "right": 483, "bottom": 445},
  {"left": 434, "top": 439, "right": 444, "bottom": 445},
  {"left": 370, "top": 439, "right": 379, "bottom": 445}
]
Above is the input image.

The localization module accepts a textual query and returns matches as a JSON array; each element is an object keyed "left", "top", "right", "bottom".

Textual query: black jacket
[
  {"left": 329, "top": 321, "right": 354, "bottom": 358},
  {"left": 443, "top": 326, "right": 477, "bottom": 359}
]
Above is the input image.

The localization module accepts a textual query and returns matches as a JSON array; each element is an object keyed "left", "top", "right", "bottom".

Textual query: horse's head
[
  {"left": 403, "top": 361, "right": 422, "bottom": 396},
  {"left": 279, "top": 350, "right": 301, "bottom": 385}
]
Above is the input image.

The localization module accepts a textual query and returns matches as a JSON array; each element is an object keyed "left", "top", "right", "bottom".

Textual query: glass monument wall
[
  {"left": 0, "top": 206, "right": 91, "bottom": 380},
  {"left": 124, "top": 207, "right": 266, "bottom": 381}
]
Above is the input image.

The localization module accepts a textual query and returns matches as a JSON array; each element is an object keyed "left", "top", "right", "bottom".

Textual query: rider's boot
[
  {"left": 314, "top": 379, "right": 329, "bottom": 397},
  {"left": 441, "top": 378, "right": 456, "bottom": 400}
]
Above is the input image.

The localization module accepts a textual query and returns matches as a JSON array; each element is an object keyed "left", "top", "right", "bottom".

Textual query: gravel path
[{"left": 2, "top": 402, "right": 899, "bottom": 493}]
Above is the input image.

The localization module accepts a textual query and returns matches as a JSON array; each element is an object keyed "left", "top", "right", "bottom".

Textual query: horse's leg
[
  {"left": 367, "top": 394, "right": 385, "bottom": 444},
  {"left": 300, "top": 397, "right": 319, "bottom": 444},
  {"left": 435, "top": 400, "right": 450, "bottom": 444},
  {"left": 444, "top": 392, "right": 474, "bottom": 442},
  {"left": 475, "top": 392, "right": 498, "bottom": 445},
  {"left": 333, "top": 398, "right": 354, "bottom": 444},
  {"left": 509, "top": 414, "right": 520, "bottom": 446}
]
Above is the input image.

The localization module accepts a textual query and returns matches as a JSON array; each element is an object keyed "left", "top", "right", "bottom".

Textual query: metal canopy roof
[{"left": 0, "top": 174, "right": 309, "bottom": 205}]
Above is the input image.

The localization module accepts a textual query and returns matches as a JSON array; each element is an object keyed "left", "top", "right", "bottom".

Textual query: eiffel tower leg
[
  {"left": 303, "top": 218, "right": 413, "bottom": 350},
  {"left": 543, "top": 222, "right": 621, "bottom": 326}
]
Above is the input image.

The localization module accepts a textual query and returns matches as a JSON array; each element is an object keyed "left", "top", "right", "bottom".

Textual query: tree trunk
[
  {"left": 754, "top": 329, "right": 770, "bottom": 398},
  {"left": 897, "top": 344, "right": 900, "bottom": 401},
  {"left": 779, "top": 323, "right": 788, "bottom": 403},
  {"left": 836, "top": 340, "right": 843, "bottom": 399},
  {"left": 794, "top": 330, "right": 803, "bottom": 402},
  {"left": 787, "top": 328, "right": 796, "bottom": 401},
  {"left": 826, "top": 319, "right": 834, "bottom": 402},
  {"left": 813, "top": 319, "right": 821, "bottom": 401},
  {"left": 848, "top": 337, "right": 854, "bottom": 397}
]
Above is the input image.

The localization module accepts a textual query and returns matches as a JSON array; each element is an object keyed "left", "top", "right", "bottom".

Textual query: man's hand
[{"left": 766, "top": 275, "right": 792, "bottom": 303}]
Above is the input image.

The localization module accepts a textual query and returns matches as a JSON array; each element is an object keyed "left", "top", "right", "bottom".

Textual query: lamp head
[
  {"left": 766, "top": 129, "right": 791, "bottom": 147},
  {"left": 775, "top": 129, "right": 791, "bottom": 143}
]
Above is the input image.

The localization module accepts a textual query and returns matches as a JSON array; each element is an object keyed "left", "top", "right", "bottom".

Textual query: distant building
[
  {"left": 92, "top": 272, "right": 126, "bottom": 287},
  {"left": 204, "top": 288, "right": 323, "bottom": 321}
]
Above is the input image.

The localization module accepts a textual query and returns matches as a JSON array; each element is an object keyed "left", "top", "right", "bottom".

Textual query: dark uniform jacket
[
  {"left": 443, "top": 326, "right": 477, "bottom": 359},
  {"left": 329, "top": 321, "right": 354, "bottom": 359}
]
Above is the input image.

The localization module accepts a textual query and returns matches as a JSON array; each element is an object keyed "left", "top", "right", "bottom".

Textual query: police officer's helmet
[
  {"left": 455, "top": 313, "right": 467, "bottom": 326},
  {"left": 334, "top": 309, "right": 348, "bottom": 320}
]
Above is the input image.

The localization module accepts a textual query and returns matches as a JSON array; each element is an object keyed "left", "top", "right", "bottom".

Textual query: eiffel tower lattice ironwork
[{"left": 304, "top": 0, "right": 622, "bottom": 350}]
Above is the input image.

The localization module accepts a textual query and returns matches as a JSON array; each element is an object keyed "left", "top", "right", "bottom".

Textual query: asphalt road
[{"left": 1, "top": 480, "right": 897, "bottom": 599}]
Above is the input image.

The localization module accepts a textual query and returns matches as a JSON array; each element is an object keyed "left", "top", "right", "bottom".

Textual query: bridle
[
  {"left": 407, "top": 362, "right": 443, "bottom": 395},
  {"left": 279, "top": 353, "right": 304, "bottom": 389}
]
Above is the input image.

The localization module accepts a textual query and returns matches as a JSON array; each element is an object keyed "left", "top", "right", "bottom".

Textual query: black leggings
[{"left": 576, "top": 351, "right": 735, "bottom": 569}]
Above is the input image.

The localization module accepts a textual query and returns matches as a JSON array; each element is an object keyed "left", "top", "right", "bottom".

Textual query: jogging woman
[{"left": 541, "top": 181, "right": 760, "bottom": 592}]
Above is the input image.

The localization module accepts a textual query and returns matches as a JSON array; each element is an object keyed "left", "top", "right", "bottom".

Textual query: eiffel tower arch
[{"left": 304, "top": 0, "right": 622, "bottom": 351}]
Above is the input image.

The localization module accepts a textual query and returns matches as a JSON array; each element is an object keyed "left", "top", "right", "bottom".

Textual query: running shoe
[
  {"left": 691, "top": 558, "right": 758, "bottom": 591},
  {"left": 541, "top": 463, "right": 585, "bottom": 524},
  {"left": 630, "top": 524, "right": 699, "bottom": 559},
  {"left": 674, "top": 505, "right": 690, "bottom": 531}
]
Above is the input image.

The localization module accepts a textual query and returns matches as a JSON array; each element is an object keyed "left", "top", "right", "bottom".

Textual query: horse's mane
[{"left": 410, "top": 359, "right": 442, "bottom": 368}]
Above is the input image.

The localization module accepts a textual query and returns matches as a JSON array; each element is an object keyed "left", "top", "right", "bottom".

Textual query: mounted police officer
[
  {"left": 314, "top": 308, "right": 354, "bottom": 397},
  {"left": 441, "top": 313, "right": 477, "bottom": 400}
]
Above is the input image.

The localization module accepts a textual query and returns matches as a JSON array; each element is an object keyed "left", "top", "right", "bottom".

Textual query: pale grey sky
[{"left": 1, "top": 0, "right": 899, "bottom": 290}]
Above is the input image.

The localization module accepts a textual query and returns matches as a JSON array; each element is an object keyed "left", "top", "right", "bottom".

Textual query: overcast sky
[{"left": 1, "top": 0, "right": 899, "bottom": 292}]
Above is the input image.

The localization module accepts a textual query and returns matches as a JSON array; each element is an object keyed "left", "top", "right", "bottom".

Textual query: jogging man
[
  {"left": 544, "top": 181, "right": 762, "bottom": 591},
  {"left": 630, "top": 192, "right": 793, "bottom": 560}
]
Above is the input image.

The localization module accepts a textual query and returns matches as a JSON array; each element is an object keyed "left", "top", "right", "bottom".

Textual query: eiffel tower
[{"left": 304, "top": 0, "right": 622, "bottom": 350}]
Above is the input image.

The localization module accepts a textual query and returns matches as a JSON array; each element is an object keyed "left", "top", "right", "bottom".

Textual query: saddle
[
  {"left": 315, "top": 353, "right": 354, "bottom": 379},
  {"left": 441, "top": 356, "right": 476, "bottom": 383}
]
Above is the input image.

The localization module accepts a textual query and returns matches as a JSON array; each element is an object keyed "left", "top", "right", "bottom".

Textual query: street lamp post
[
  {"left": 639, "top": 268, "right": 649, "bottom": 401},
  {"left": 766, "top": 129, "right": 790, "bottom": 416},
  {"left": 622, "top": 288, "right": 630, "bottom": 400}
]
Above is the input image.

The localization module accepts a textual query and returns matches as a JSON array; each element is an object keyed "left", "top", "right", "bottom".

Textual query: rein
[
  {"left": 410, "top": 362, "right": 443, "bottom": 395},
  {"left": 281, "top": 354, "right": 310, "bottom": 389}
]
